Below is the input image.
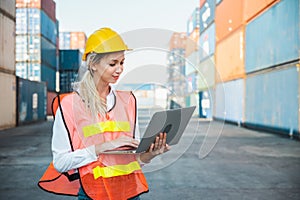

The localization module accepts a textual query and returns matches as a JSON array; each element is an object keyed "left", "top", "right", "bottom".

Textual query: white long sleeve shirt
[{"left": 52, "top": 90, "right": 140, "bottom": 173}]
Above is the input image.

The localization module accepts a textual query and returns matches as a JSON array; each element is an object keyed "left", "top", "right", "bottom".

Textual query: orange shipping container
[
  {"left": 169, "top": 32, "right": 187, "bottom": 50},
  {"left": 243, "top": 0, "right": 280, "bottom": 22},
  {"left": 70, "top": 32, "right": 87, "bottom": 50},
  {"left": 185, "top": 29, "right": 199, "bottom": 57},
  {"left": 215, "top": 27, "right": 245, "bottom": 83},
  {"left": 16, "top": 0, "right": 41, "bottom": 8},
  {"left": 215, "top": 0, "right": 243, "bottom": 42}
]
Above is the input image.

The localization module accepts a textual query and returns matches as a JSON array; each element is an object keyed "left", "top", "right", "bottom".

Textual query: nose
[{"left": 115, "top": 64, "right": 123, "bottom": 74}]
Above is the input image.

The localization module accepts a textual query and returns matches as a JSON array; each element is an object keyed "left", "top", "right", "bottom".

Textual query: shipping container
[
  {"left": 41, "top": 0, "right": 56, "bottom": 23},
  {"left": 199, "top": 23, "right": 215, "bottom": 61},
  {"left": 200, "top": 0, "right": 206, "bottom": 8},
  {"left": 215, "top": 0, "right": 243, "bottom": 42},
  {"left": 16, "top": 0, "right": 56, "bottom": 22},
  {"left": 187, "top": 7, "right": 200, "bottom": 36},
  {"left": 245, "top": 0, "right": 299, "bottom": 73},
  {"left": 215, "top": 27, "right": 245, "bottom": 83},
  {"left": 245, "top": 65, "right": 299, "bottom": 136},
  {"left": 47, "top": 90, "right": 56, "bottom": 115},
  {"left": 59, "top": 71, "right": 78, "bottom": 93},
  {"left": 16, "top": 62, "right": 41, "bottom": 81},
  {"left": 199, "top": 88, "right": 213, "bottom": 118},
  {"left": 0, "top": 13, "right": 15, "bottom": 72},
  {"left": 215, "top": 79, "right": 244, "bottom": 123},
  {"left": 59, "top": 50, "right": 82, "bottom": 70},
  {"left": 169, "top": 32, "right": 186, "bottom": 50},
  {"left": 243, "top": 0, "right": 279, "bottom": 22},
  {"left": 200, "top": 0, "right": 215, "bottom": 33},
  {"left": 15, "top": 35, "right": 41, "bottom": 62},
  {"left": 16, "top": 77, "right": 47, "bottom": 125},
  {"left": 0, "top": 0, "right": 16, "bottom": 18},
  {"left": 198, "top": 56, "right": 215, "bottom": 90},
  {"left": 185, "top": 36, "right": 198, "bottom": 57},
  {"left": 0, "top": 72, "right": 16, "bottom": 129},
  {"left": 41, "top": 36, "right": 56, "bottom": 68},
  {"left": 41, "top": 10, "right": 57, "bottom": 44},
  {"left": 41, "top": 64, "right": 56, "bottom": 92},
  {"left": 59, "top": 32, "right": 87, "bottom": 51},
  {"left": 185, "top": 51, "right": 198, "bottom": 75},
  {"left": 186, "top": 72, "right": 198, "bottom": 93}
]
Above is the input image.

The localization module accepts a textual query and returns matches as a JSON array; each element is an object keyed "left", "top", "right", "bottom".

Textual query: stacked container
[
  {"left": 0, "top": 0, "right": 16, "bottom": 129},
  {"left": 244, "top": 0, "right": 299, "bottom": 136},
  {"left": 59, "top": 32, "right": 87, "bottom": 52},
  {"left": 184, "top": 7, "right": 201, "bottom": 116},
  {"left": 167, "top": 32, "right": 187, "bottom": 108},
  {"left": 15, "top": 0, "right": 58, "bottom": 92},
  {"left": 59, "top": 50, "right": 82, "bottom": 93},
  {"left": 213, "top": 0, "right": 299, "bottom": 136},
  {"left": 197, "top": 0, "right": 216, "bottom": 118}
]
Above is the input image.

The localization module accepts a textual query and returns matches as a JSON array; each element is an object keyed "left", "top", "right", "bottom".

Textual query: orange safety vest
[{"left": 38, "top": 91, "right": 149, "bottom": 200}]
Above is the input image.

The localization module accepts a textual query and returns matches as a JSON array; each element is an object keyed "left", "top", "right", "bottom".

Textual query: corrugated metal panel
[
  {"left": 15, "top": 35, "right": 41, "bottom": 62},
  {"left": 200, "top": 0, "right": 215, "bottom": 33},
  {"left": 0, "top": 72, "right": 16, "bottom": 129},
  {"left": 215, "top": 0, "right": 243, "bottom": 42},
  {"left": 0, "top": 13, "right": 15, "bottom": 72},
  {"left": 41, "top": 36, "right": 56, "bottom": 68},
  {"left": 198, "top": 56, "right": 215, "bottom": 90},
  {"left": 245, "top": 0, "right": 299, "bottom": 73},
  {"left": 41, "top": 64, "right": 56, "bottom": 92},
  {"left": 243, "top": 0, "right": 279, "bottom": 22},
  {"left": 59, "top": 71, "right": 78, "bottom": 93},
  {"left": 16, "top": 62, "right": 41, "bottom": 81},
  {"left": 41, "top": 10, "right": 57, "bottom": 44},
  {"left": 47, "top": 91, "right": 56, "bottom": 115},
  {"left": 187, "top": 8, "right": 200, "bottom": 36},
  {"left": 199, "top": 23, "right": 215, "bottom": 61},
  {"left": 41, "top": 0, "right": 56, "bottom": 22},
  {"left": 0, "top": 0, "right": 16, "bottom": 17},
  {"left": 215, "top": 27, "right": 245, "bottom": 83},
  {"left": 59, "top": 32, "right": 71, "bottom": 49},
  {"left": 245, "top": 66, "right": 299, "bottom": 134},
  {"left": 59, "top": 50, "right": 82, "bottom": 71},
  {"left": 216, "top": 79, "right": 244, "bottom": 123},
  {"left": 16, "top": 8, "right": 41, "bottom": 34},
  {"left": 17, "top": 77, "right": 47, "bottom": 125}
]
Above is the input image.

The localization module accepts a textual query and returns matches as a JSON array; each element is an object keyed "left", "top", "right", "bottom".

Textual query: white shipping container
[
  {"left": 0, "top": 0, "right": 16, "bottom": 18},
  {"left": 0, "top": 13, "right": 15, "bottom": 72},
  {"left": 0, "top": 72, "right": 16, "bottom": 129}
]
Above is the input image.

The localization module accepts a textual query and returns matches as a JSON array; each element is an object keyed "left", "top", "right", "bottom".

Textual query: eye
[
  {"left": 109, "top": 63, "right": 116, "bottom": 67},
  {"left": 120, "top": 61, "right": 124, "bottom": 65}
]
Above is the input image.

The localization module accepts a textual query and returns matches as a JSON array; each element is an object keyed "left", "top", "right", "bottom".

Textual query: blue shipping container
[
  {"left": 200, "top": 0, "right": 215, "bottom": 33},
  {"left": 41, "top": 64, "right": 56, "bottom": 92},
  {"left": 245, "top": 66, "right": 299, "bottom": 135},
  {"left": 245, "top": 0, "right": 299, "bottom": 73},
  {"left": 215, "top": 79, "right": 244, "bottom": 123},
  {"left": 17, "top": 77, "right": 47, "bottom": 125},
  {"left": 59, "top": 50, "right": 82, "bottom": 71},
  {"left": 199, "top": 23, "right": 215, "bottom": 61},
  {"left": 187, "top": 7, "right": 200, "bottom": 36},
  {"left": 41, "top": 9, "right": 57, "bottom": 45},
  {"left": 41, "top": 36, "right": 56, "bottom": 69}
]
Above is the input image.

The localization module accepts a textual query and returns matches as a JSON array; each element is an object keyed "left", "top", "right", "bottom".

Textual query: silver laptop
[{"left": 103, "top": 106, "right": 196, "bottom": 154}]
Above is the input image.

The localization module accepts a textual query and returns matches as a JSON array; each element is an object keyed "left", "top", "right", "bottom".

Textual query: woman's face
[{"left": 93, "top": 51, "right": 125, "bottom": 85}]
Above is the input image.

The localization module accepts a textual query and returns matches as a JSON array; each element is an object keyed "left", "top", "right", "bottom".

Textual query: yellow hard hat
[{"left": 82, "top": 27, "right": 130, "bottom": 61}]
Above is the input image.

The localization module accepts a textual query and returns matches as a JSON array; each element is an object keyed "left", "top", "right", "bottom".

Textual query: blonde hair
[{"left": 73, "top": 53, "right": 109, "bottom": 119}]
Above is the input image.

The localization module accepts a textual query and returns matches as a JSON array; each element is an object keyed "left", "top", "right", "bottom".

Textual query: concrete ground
[{"left": 0, "top": 118, "right": 299, "bottom": 200}]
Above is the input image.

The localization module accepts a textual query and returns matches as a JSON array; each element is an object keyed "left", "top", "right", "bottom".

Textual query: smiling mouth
[{"left": 112, "top": 76, "right": 119, "bottom": 80}]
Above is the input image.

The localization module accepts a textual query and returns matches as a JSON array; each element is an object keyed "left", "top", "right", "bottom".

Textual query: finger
[
  {"left": 154, "top": 136, "right": 159, "bottom": 149},
  {"left": 148, "top": 143, "right": 154, "bottom": 152},
  {"left": 162, "top": 132, "right": 167, "bottom": 145}
]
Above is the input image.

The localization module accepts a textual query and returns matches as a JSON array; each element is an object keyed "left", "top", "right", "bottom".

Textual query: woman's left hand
[{"left": 139, "top": 132, "right": 171, "bottom": 163}]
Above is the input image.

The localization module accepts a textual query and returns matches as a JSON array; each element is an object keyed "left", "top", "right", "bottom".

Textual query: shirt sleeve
[{"left": 52, "top": 108, "right": 97, "bottom": 173}]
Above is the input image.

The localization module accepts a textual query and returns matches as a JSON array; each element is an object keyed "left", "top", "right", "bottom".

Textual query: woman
[{"left": 38, "top": 28, "right": 170, "bottom": 200}]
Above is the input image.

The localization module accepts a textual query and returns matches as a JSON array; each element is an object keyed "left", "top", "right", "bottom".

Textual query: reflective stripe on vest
[
  {"left": 93, "top": 161, "right": 141, "bottom": 179},
  {"left": 82, "top": 121, "right": 131, "bottom": 137}
]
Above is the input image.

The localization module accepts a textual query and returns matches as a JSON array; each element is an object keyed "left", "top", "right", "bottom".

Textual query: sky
[{"left": 54, "top": 0, "right": 199, "bottom": 84}]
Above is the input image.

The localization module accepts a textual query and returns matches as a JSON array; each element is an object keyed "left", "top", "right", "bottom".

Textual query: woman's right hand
[{"left": 95, "top": 136, "right": 139, "bottom": 155}]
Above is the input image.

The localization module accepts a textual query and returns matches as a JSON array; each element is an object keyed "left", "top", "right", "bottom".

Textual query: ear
[{"left": 91, "top": 66, "right": 97, "bottom": 71}]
